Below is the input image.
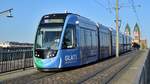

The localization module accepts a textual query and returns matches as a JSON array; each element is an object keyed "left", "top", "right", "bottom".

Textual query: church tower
[
  {"left": 133, "top": 23, "right": 140, "bottom": 44},
  {"left": 124, "top": 23, "right": 131, "bottom": 36}
]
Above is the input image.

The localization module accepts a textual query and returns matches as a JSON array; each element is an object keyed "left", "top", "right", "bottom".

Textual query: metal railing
[
  {"left": 0, "top": 48, "right": 33, "bottom": 73},
  {"left": 137, "top": 49, "right": 150, "bottom": 84}
]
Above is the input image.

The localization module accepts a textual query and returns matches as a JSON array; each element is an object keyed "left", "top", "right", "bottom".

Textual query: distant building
[
  {"left": 0, "top": 41, "right": 10, "bottom": 48},
  {"left": 124, "top": 23, "right": 131, "bottom": 36},
  {"left": 0, "top": 41, "right": 33, "bottom": 48},
  {"left": 140, "top": 39, "right": 148, "bottom": 49},
  {"left": 133, "top": 23, "right": 141, "bottom": 44},
  {"left": 132, "top": 23, "right": 148, "bottom": 49}
]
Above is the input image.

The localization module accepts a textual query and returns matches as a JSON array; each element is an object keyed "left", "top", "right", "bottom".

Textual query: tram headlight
[
  {"left": 49, "top": 54, "right": 52, "bottom": 57},
  {"left": 35, "top": 54, "right": 39, "bottom": 57},
  {"left": 49, "top": 53, "right": 55, "bottom": 57},
  {"left": 35, "top": 51, "right": 39, "bottom": 57},
  {"left": 47, "top": 50, "right": 57, "bottom": 58}
]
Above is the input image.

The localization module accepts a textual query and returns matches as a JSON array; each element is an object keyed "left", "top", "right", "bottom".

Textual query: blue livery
[{"left": 33, "top": 13, "right": 132, "bottom": 71}]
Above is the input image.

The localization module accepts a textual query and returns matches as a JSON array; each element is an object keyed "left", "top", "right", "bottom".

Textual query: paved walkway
[{"left": 108, "top": 49, "right": 149, "bottom": 84}]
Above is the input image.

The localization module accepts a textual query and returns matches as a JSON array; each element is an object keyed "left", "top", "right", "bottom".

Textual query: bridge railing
[
  {"left": 0, "top": 48, "right": 33, "bottom": 73},
  {"left": 136, "top": 49, "right": 150, "bottom": 84}
]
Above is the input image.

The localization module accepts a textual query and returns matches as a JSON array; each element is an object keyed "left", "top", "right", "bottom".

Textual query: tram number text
[{"left": 65, "top": 55, "right": 77, "bottom": 63}]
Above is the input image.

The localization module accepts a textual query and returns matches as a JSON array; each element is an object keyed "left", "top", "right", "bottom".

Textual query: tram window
[
  {"left": 62, "top": 24, "right": 76, "bottom": 49},
  {"left": 92, "top": 31, "right": 96, "bottom": 48},
  {"left": 86, "top": 30, "right": 91, "bottom": 48},
  {"left": 91, "top": 31, "right": 94, "bottom": 48},
  {"left": 80, "top": 29, "right": 85, "bottom": 47},
  {"left": 36, "top": 31, "right": 43, "bottom": 48}
]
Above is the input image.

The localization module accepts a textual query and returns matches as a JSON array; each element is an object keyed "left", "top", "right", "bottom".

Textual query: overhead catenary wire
[
  {"left": 107, "top": 0, "right": 113, "bottom": 13},
  {"left": 93, "top": 0, "right": 113, "bottom": 14},
  {"left": 128, "top": 0, "right": 143, "bottom": 38},
  {"left": 128, "top": 0, "right": 141, "bottom": 27},
  {"left": 93, "top": 0, "right": 106, "bottom": 9}
]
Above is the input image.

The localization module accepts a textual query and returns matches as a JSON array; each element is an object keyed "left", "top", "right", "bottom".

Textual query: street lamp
[{"left": 0, "top": 8, "right": 13, "bottom": 18}]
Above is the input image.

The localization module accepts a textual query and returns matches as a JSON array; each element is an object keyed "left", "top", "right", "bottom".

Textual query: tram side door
[
  {"left": 62, "top": 24, "right": 80, "bottom": 67},
  {"left": 79, "top": 28, "right": 88, "bottom": 65}
]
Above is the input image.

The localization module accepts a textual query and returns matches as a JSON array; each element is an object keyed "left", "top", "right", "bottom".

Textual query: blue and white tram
[
  {"left": 33, "top": 13, "right": 132, "bottom": 71},
  {"left": 34, "top": 13, "right": 99, "bottom": 70}
]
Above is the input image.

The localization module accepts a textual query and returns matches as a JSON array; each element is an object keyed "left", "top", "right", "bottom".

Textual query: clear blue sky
[{"left": 0, "top": 0, "right": 149, "bottom": 46}]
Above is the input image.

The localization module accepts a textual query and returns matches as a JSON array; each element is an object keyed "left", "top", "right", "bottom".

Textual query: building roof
[
  {"left": 125, "top": 23, "right": 131, "bottom": 35},
  {"left": 134, "top": 23, "right": 140, "bottom": 33}
]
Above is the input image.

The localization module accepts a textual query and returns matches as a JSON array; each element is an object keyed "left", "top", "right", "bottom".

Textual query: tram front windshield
[{"left": 35, "top": 26, "right": 62, "bottom": 50}]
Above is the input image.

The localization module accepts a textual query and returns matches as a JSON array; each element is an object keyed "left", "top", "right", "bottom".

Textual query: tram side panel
[
  {"left": 111, "top": 30, "right": 116, "bottom": 56},
  {"left": 78, "top": 17, "right": 98, "bottom": 65},
  {"left": 98, "top": 25, "right": 111, "bottom": 59}
]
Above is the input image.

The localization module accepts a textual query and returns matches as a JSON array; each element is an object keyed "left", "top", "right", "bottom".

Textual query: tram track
[
  {"left": 79, "top": 53, "right": 135, "bottom": 83},
  {"left": 81, "top": 50, "right": 143, "bottom": 84},
  {"left": 2, "top": 70, "right": 58, "bottom": 84},
  {"left": 27, "top": 51, "right": 139, "bottom": 84}
]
